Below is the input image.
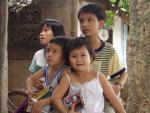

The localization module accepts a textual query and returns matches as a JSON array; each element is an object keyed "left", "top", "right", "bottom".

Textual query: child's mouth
[
  {"left": 83, "top": 29, "right": 90, "bottom": 33},
  {"left": 77, "top": 64, "right": 84, "bottom": 66}
]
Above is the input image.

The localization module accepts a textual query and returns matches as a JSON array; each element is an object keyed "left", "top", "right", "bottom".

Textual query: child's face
[
  {"left": 69, "top": 46, "right": 91, "bottom": 72},
  {"left": 45, "top": 43, "right": 64, "bottom": 66},
  {"left": 39, "top": 25, "right": 54, "bottom": 45},
  {"left": 79, "top": 12, "right": 103, "bottom": 38}
]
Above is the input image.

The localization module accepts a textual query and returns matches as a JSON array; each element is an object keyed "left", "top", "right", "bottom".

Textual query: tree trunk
[
  {"left": 0, "top": 0, "right": 8, "bottom": 112},
  {"left": 126, "top": 0, "right": 150, "bottom": 112}
]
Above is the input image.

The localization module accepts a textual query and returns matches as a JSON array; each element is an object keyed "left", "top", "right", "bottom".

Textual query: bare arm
[
  {"left": 26, "top": 69, "right": 44, "bottom": 97},
  {"left": 99, "top": 73, "right": 126, "bottom": 113},
  {"left": 113, "top": 71, "right": 128, "bottom": 95},
  {"left": 31, "top": 97, "right": 51, "bottom": 113},
  {"left": 52, "top": 75, "right": 70, "bottom": 113},
  {"left": 119, "top": 71, "right": 128, "bottom": 87}
]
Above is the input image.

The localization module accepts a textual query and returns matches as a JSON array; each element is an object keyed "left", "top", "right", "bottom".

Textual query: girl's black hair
[
  {"left": 40, "top": 19, "right": 66, "bottom": 36},
  {"left": 78, "top": 3, "right": 106, "bottom": 21},
  {"left": 64, "top": 37, "right": 95, "bottom": 66}
]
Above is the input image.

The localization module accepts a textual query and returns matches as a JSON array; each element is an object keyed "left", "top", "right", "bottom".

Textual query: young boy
[{"left": 78, "top": 3, "right": 128, "bottom": 113}]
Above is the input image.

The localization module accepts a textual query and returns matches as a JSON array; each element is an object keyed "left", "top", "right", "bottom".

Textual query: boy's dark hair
[
  {"left": 78, "top": 3, "right": 106, "bottom": 21},
  {"left": 64, "top": 37, "right": 95, "bottom": 66},
  {"left": 40, "top": 19, "right": 66, "bottom": 37},
  {"left": 45, "top": 36, "right": 69, "bottom": 58}
]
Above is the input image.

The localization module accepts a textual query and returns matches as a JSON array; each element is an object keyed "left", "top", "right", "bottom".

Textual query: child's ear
[{"left": 99, "top": 20, "right": 104, "bottom": 29}]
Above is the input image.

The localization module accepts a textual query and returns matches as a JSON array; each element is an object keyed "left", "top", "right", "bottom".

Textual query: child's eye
[
  {"left": 71, "top": 55, "right": 76, "bottom": 58},
  {"left": 44, "top": 29, "right": 48, "bottom": 32},
  {"left": 88, "top": 18, "right": 94, "bottom": 22},
  {"left": 52, "top": 50, "right": 57, "bottom": 53},
  {"left": 81, "top": 54, "right": 86, "bottom": 57}
]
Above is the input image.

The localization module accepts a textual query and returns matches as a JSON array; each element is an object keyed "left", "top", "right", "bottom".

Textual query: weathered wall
[
  {"left": 8, "top": 4, "right": 41, "bottom": 89},
  {"left": 39, "top": 0, "right": 78, "bottom": 37},
  {"left": 0, "top": 0, "right": 8, "bottom": 112},
  {"left": 126, "top": 0, "right": 150, "bottom": 112}
]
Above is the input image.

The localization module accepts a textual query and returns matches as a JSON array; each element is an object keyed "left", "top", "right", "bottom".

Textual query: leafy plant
[
  {"left": 105, "top": 10, "right": 115, "bottom": 27},
  {"left": 120, "top": 0, "right": 129, "bottom": 12},
  {"left": 110, "top": 0, "right": 129, "bottom": 12},
  {"left": 105, "top": 0, "right": 129, "bottom": 27}
]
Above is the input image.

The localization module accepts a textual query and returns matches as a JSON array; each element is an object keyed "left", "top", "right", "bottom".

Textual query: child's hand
[
  {"left": 33, "top": 80, "right": 44, "bottom": 90},
  {"left": 68, "top": 104, "right": 81, "bottom": 113},
  {"left": 31, "top": 100, "right": 44, "bottom": 113}
]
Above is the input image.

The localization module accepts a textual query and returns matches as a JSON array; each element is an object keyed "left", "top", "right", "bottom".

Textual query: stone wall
[{"left": 126, "top": 0, "right": 150, "bottom": 112}]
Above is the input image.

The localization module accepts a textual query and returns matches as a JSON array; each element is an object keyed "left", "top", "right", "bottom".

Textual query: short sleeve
[
  {"left": 109, "top": 50, "right": 125, "bottom": 75},
  {"left": 29, "top": 54, "right": 42, "bottom": 73},
  {"left": 29, "top": 49, "right": 46, "bottom": 73},
  {"left": 29, "top": 55, "right": 37, "bottom": 73}
]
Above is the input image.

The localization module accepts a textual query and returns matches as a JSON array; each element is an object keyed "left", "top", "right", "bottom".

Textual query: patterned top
[{"left": 90, "top": 41, "right": 126, "bottom": 79}]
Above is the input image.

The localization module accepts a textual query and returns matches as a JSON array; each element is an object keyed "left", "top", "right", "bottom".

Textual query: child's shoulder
[
  {"left": 102, "top": 42, "right": 116, "bottom": 55},
  {"left": 97, "top": 71, "right": 104, "bottom": 79},
  {"left": 105, "top": 42, "right": 115, "bottom": 49},
  {"left": 34, "top": 49, "right": 45, "bottom": 56},
  {"left": 61, "top": 67, "right": 71, "bottom": 78},
  {"left": 97, "top": 71, "right": 108, "bottom": 83}
]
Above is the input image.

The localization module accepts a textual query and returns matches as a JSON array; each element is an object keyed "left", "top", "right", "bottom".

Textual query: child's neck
[
  {"left": 88, "top": 35, "right": 102, "bottom": 49},
  {"left": 47, "top": 63, "right": 64, "bottom": 80},
  {"left": 50, "top": 62, "right": 64, "bottom": 70},
  {"left": 74, "top": 69, "right": 91, "bottom": 77},
  {"left": 73, "top": 70, "right": 96, "bottom": 83}
]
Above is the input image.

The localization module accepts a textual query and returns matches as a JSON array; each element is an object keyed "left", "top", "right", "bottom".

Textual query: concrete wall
[{"left": 113, "top": 16, "right": 128, "bottom": 65}]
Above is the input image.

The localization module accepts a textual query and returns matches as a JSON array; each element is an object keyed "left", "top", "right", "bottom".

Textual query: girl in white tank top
[
  {"left": 65, "top": 72, "right": 104, "bottom": 113},
  {"left": 52, "top": 37, "right": 126, "bottom": 113}
]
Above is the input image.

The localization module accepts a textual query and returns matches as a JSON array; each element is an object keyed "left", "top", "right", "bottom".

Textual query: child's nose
[
  {"left": 77, "top": 56, "right": 82, "bottom": 62},
  {"left": 82, "top": 20, "right": 88, "bottom": 27},
  {"left": 40, "top": 31, "right": 45, "bottom": 36}
]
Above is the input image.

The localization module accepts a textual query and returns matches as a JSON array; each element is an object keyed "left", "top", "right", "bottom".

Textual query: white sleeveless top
[{"left": 66, "top": 73, "right": 104, "bottom": 113}]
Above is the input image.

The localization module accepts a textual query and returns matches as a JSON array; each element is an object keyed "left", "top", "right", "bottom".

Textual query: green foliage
[
  {"left": 105, "top": 10, "right": 115, "bottom": 27},
  {"left": 120, "top": 0, "right": 129, "bottom": 12},
  {"left": 110, "top": 0, "right": 129, "bottom": 12},
  {"left": 110, "top": 0, "right": 117, "bottom": 4},
  {"left": 105, "top": 0, "right": 129, "bottom": 27}
]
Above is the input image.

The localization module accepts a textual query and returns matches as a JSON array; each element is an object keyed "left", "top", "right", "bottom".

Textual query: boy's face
[
  {"left": 79, "top": 12, "right": 104, "bottom": 38},
  {"left": 45, "top": 43, "right": 64, "bottom": 66}
]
